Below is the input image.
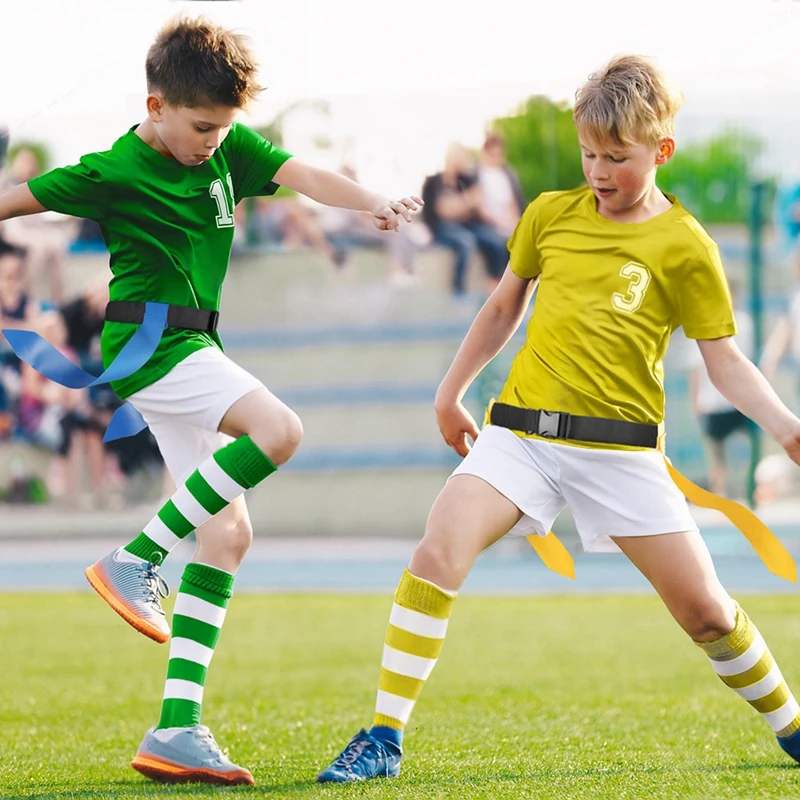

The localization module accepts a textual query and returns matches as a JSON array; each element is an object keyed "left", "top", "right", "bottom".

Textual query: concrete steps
[{"left": 17, "top": 227, "right": 789, "bottom": 539}]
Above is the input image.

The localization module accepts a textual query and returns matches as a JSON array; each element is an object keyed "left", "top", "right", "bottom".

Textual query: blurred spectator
[
  {"left": 317, "top": 165, "right": 419, "bottom": 285},
  {"left": 761, "top": 256, "right": 800, "bottom": 409},
  {"left": 246, "top": 191, "right": 338, "bottom": 265},
  {"left": 0, "top": 126, "right": 8, "bottom": 170},
  {"left": 776, "top": 177, "right": 800, "bottom": 273},
  {"left": 754, "top": 452, "right": 799, "bottom": 506},
  {"left": 71, "top": 218, "right": 107, "bottom": 253},
  {"left": 0, "top": 239, "right": 39, "bottom": 331},
  {"left": 421, "top": 143, "right": 508, "bottom": 296},
  {"left": 477, "top": 132, "right": 526, "bottom": 238},
  {"left": 688, "top": 287, "right": 754, "bottom": 498},
  {"left": 767, "top": 177, "right": 800, "bottom": 408},
  {"left": 0, "top": 240, "right": 39, "bottom": 422},
  {"left": 17, "top": 311, "right": 93, "bottom": 501},
  {"left": 1, "top": 146, "right": 77, "bottom": 304},
  {"left": 60, "top": 279, "right": 166, "bottom": 505},
  {"left": 60, "top": 278, "right": 107, "bottom": 358}
]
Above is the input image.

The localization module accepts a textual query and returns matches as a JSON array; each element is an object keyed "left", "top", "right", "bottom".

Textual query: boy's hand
[
  {"left": 435, "top": 399, "right": 480, "bottom": 458},
  {"left": 778, "top": 424, "right": 800, "bottom": 466},
  {"left": 371, "top": 196, "right": 423, "bottom": 231}
]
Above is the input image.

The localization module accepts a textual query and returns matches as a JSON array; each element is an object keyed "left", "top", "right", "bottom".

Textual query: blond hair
[
  {"left": 145, "top": 15, "right": 263, "bottom": 109},
  {"left": 573, "top": 54, "right": 684, "bottom": 147}
]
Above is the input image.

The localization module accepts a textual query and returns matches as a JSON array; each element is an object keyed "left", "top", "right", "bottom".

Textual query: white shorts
[
  {"left": 451, "top": 425, "right": 698, "bottom": 553},
  {"left": 127, "top": 348, "right": 264, "bottom": 484}
]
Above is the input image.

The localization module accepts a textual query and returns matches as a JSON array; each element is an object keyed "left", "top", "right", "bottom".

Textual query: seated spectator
[
  {"left": 478, "top": 132, "right": 525, "bottom": 238},
  {"left": 421, "top": 144, "right": 509, "bottom": 296},
  {"left": 60, "top": 279, "right": 164, "bottom": 505},
  {"left": 1, "top": 146, "right": 77, "bottom": 304},
  {"left": 17, "top": 311, "right": 109, "bottom": 505},
  {"left": 60, "top": 278, "right": 107, "bottom": 360},
  {"left": 0, "top": 239, "right": 39, "bottom": 331},
  {"left": 317, "top": 164, "right": 419, "bottom": 285},
  {"left": 246, "top": 188, "right": 338, "bottom": 265},
  {"left": 0, "top": 240, "right": 39, "bottom": 421}
]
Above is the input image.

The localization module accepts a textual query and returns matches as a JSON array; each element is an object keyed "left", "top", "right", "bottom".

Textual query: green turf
[{"left": 2, "top": 592, "right": 800, "bottom": 799}]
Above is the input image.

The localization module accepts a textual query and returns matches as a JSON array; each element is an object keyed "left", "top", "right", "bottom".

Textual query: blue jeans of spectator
[{"left": 434, "top": 221, "right": 509, "bottom": 295}]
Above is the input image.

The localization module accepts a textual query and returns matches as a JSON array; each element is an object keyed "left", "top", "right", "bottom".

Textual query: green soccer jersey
[{"left": 27, "top": 123, "right": 291, "bottom": 398}]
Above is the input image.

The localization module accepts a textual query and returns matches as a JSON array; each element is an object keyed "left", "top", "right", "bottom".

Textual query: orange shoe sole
[
  {"left": 131, "top": 754, "right": 255, "bottom": 785},
  {"left": 85, "top": 562, "right": 169, "bottom": 644}
]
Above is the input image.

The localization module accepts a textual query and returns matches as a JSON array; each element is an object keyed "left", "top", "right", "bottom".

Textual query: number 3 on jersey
[
  {"left": 210, "top": 174, "right": 236, "bottom": 228},
  {"left": 612, "top": 262, "right": 651, "bottom": 314}
]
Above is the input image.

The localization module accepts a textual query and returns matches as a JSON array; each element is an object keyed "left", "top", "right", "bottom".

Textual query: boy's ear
[
  {"left": 145, "top": 94, "right": 165, "bottom": 121},
  {"left": 656, "top": 138, "right": 675, "bottom": 165}
]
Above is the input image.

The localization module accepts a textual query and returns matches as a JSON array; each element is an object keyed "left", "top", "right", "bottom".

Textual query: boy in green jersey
[{"left": 0, "top": 15, "right": 421, "bottom": 785}]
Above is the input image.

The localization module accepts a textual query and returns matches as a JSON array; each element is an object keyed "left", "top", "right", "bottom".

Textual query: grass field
[{"left": 2, "top": 592, "right": 800, "bottom": 799}]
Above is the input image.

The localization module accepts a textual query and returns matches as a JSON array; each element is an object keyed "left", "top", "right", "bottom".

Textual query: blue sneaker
[
  {"left": 317, "top": 729, "right": 402, "bottom": 783},
  {"left": 778, "top": 728, "right": 800, "bottom": 763}
]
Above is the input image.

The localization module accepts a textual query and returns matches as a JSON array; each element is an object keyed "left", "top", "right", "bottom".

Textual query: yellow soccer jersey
[{"left": 497, "top": 185, "right": 736, "bottom": 447}]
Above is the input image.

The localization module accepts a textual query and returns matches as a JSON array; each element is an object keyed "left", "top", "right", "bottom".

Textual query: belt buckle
[
  {"left": 537, "top": 410, "right": 561, "bottom": 439},
  {"left": 206, "top": 310, "right": 220, "bottom": 333}
]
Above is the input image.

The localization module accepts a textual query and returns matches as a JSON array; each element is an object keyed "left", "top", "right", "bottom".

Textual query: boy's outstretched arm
[
  {"left": 0, "top": 184, "right": 46, "bottom": 222},
  {"left": 273, "top": 158, "right": 422, "bottom": 231},
  {"left": 699, "top": 336, "right": 800, "bottom": 463}
]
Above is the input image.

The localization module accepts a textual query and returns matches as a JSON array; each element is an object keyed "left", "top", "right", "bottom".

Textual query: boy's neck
[
  {"left": 134, "top": 120, "right": 173, "bottom": 159},
  {"left": 597, "top": 183, "right": 672, "bottom": 224}
]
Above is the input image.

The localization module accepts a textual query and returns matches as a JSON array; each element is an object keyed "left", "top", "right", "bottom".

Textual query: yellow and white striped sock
[
  {"left": 697, "top": 604, "right": 800, "bottom": 739},
  {"left": 372, "top": 569, "right": 456, "bottom": 731}
]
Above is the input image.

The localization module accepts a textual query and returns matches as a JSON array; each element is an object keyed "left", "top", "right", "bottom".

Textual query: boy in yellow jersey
[{"left": 317, "top": 55, "right": 800, "bottom": 783}]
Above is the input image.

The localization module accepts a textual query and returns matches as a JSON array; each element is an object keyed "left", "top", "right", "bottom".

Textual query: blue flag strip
[{"left": 1, "top": 301, "right": 168, "bottom": 442}]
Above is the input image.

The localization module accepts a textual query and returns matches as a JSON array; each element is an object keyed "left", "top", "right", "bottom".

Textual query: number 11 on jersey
[{"left": 209, "top": 173, "right": 236, "bottom": 228}]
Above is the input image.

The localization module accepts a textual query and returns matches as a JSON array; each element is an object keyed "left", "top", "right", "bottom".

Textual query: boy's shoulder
[
  {"left": 218, "top": 122, "right": 260, "bottom": 153},
  {"left": 668, "top": 195, "right": 721, "bottom": 259},
  {"left": 73, "top": 129, "right": 136, "bottom": 173},
  {"left": 524, "top": 185, "right": 592, "bottom": 228}
]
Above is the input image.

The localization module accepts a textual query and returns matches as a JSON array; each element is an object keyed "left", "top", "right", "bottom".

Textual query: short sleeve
[
  {"left": 224, "top": 124, "right": 293, "bottom": 200},
  {"left": 676, "top": 242, "right": 738, "bottom": 340},
  {"left": 27, "top": 153, "right": 110, "bottom": 222},
  {"left": 508, "top": 197, "right": 543, "bottom": 280}
]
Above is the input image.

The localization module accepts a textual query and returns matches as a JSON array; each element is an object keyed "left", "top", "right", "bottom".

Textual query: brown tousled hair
[{"left": 145, "top": 15, "right": 263, "bottom": 109}]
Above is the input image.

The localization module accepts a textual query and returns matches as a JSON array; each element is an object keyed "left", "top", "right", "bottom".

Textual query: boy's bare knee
[
  {"left": 410, "top": 538, "right": 464, "bottom": 589},
  {"left": 250, "top": 408, "right": 304, "bottom": 466},
  {"left": 204, "top": 517, "right": 252, "bottom": 566},
  {"left": 196, "top": 515, "right": 252, "bottom": 567},
  {"left": 226, "top": 517, "right": 253, "bottom": 561},
  {"left": 681, "top": 597, "right": 737, "bottom": 642}
]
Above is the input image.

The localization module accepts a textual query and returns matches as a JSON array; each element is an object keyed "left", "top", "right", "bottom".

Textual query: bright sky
[{"left": 3, "top": 0, "right": 800, "bottom": 193}]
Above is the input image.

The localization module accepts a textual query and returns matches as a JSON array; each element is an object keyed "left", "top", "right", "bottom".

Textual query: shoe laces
[
  {"left": 334, "top": 731, "right": 382, "bottom": 771},
  {"left": 141, "top": 556, "right": 170, "bottom": 610},
  {"left": 191, "top": 726, "right": 226, "bottom": 763}
]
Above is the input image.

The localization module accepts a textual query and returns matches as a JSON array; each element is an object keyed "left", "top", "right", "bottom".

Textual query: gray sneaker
[
  {"left": 131, "top": 725, "right": 255, "bottom": 786},
  {"left": 85, "top": 548, "right": 171, "bottom": 643}
]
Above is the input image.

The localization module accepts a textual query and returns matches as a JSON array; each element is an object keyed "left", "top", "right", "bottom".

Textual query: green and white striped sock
[
  {"left": 124, "top": 435, "right": 275, "bottom": 563},
  {"left": 157, "top": 562, "right": 234, "bottom": 730}
]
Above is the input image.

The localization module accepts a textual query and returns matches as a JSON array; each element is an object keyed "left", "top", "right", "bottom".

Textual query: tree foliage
[{"left": 491, "top": 96, "right": 768, "bottom": 223}]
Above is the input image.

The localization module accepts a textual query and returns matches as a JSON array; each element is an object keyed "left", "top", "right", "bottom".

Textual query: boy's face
[
  {"left": 578, "top": 131, "right": 674, "bottom": 215},
  {"left": 147, "top": 98, "right": 241, "bottom": 167}
]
